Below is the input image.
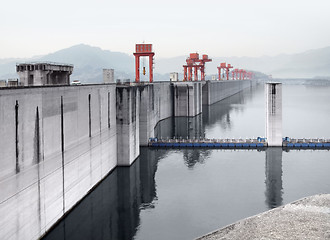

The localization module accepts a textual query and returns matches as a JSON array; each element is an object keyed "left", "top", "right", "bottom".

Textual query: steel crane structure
[
  {"left": 183, "top": 53, "right": 212, "bottom": 81},
  {"left": 217, "top": 63, "right": 233, "bottom": 80},
  {"left": 133, "top": 43, "right": 155, "bottom": 83},
  {"left": 232, "top": 68, "right": 239, "bottom": 80}
]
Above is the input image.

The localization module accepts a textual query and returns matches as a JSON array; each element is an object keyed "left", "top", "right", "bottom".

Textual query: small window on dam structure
[{"left": 271, "top": 84, "right": 276, "bottom": 95}]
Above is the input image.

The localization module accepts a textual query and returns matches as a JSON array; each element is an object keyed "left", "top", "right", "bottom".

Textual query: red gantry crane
[
  {"left": 238, "top": 69, "right": 247, "bottom": 80},
  {"left": 225, "top": 63, "right": 233, "bottom": 80},
  {"left": 217, "top": 62, "right": 226, "bottom": 80},
  {"left": 197, "top": 54, "right": 212, "bottom": 81},
  {"left": 232, "top": 68, "right": 239, "bottom": 80},
  {"left": 217, "top": 63, "right": 233, "bottom": 80},
  {"left": 183, "top": 53, "right": 212, "bottom": 81},
  {"left": 133, "top": 43, "right": 155, "bottom": 83},
  {"left": 246, "top": 71, "right": 254, "bottom": 80}
]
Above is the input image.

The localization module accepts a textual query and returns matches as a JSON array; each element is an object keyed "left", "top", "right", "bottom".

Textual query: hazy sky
[{"left": 1, "top": 0, "right": 330, "bottom": 59}]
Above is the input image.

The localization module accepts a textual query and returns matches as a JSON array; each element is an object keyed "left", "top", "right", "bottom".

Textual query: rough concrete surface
[{"left": 197, "top": 194, "right": 330, "bottom": 240}]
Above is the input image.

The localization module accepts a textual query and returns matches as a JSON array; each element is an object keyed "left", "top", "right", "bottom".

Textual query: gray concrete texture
[
  {"left": 202, "top": 80, "right": 252, "bottom": 105},
  {"left": 16, "top": 63, "right": 73, "bottom": 86},
  {"left": 197, "top": 194, "right": 330, "bottom": 240},
  {"left": 138, "top": 82, "right": 173, "bottom": 146},
  {"left": 173, "top": 82, "right": 203, "bottom": 117},
  {"left": 266, "top": 83, "right": 282, "bottom": 146},
  {"left": 0, "top": 84, "right": 117, "bottom": 239},
  {"left": 116, "top": 85, "right": 140, "bottom": 166}
]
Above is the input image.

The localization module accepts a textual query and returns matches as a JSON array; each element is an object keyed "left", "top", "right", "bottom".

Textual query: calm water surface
[{"left": 44, "top": 83, "right": 330, "bottom": 240}]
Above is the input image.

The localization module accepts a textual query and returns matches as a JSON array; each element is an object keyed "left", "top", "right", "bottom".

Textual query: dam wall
[
  {"left": 0, "top": 79, "right": 253, "bottom": 239},
  {"left": 202, "top": 80, "right": 252, "bottom": 105},
  {"left": 0, "top": 84, "right": 118, "bottom": 239},
  {"left": 173, "top": 82, "right": 202, "bottom": 117},
  {"left": 116, "top": 85, "right": 140, "bottom": 165},
  {"left": 138, "top": 82, "right": 173, "bottom": 146}
]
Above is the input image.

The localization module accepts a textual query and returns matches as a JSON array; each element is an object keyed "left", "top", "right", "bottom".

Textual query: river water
[{"left": 43, "top": 82, "right": 330, "bottom": 240}]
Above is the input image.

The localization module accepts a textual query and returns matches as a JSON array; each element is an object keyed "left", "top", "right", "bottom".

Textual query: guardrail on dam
[{"left": 0, "top": 79, "right": 253, "bottom": 239}]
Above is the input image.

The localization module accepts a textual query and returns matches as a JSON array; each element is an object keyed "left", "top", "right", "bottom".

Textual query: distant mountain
[
  {"left": 0, "top": 44, "right": 136, "bottom": 83},
  {"left": 157, "top": 46, "right": 330, "bottom": 79},
  {"left": 38, "top": 44, "right": 135, "bottom": 82},
  {"left": 1, "top": 44, "right": 330, "bottom": 81}
]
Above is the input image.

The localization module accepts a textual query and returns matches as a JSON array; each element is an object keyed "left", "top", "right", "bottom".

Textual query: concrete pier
[
  {"left": 138, "top": 83, "right": 173, "bottom": 146},
  {"left": 197, "top": 194, "right": 330, "bottom": 240},
  {"left": 173, "top": 82, "right": 202, "bottom": 117},
  {"left": 266, "top": 83, "right": 282, "bottom": 146},
  {"left": 116, "top": 85, "right": 140, "bottom": 166}
]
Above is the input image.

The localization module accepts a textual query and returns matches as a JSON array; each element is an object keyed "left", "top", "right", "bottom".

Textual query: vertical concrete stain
[
  {"left": 15, "top": 100, "right": 20, "bottom": 173},
  {"left": 88, "top": 94, "right": 91, "bottom": 137},
  {"left": 98, "top": 89, "right": 102, "bottom": 133},
  {"left": 61, "top": 96, "right": 65, "bottom": 212},
  {"left": 108, "top": 92, "right": 110, "bottom": 128},
  {"left": 34, "top": 106, "right": 40, "bottom": 164}
]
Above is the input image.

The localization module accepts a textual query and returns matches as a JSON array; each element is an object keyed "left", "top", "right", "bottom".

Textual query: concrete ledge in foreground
[{"left": 197, "top": 194, "right": 330, "bottom": 240}]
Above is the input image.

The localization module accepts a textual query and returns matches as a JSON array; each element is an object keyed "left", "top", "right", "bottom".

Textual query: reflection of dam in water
[
  {"left": 44, "top": 146, "right": 286, "bottom": 239},
  {"left": 265, "top": 148, "right": 283, "bottom": 208}
]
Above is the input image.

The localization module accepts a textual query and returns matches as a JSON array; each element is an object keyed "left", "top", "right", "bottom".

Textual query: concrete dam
[{"left": 0, "top": 79, "right": 253, "bottom": 239}]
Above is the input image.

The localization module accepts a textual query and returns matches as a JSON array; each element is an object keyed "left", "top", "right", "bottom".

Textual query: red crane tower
[
  {"left": 225, "top": 63, "right": 233, "bottom": 80},
  {"left": 183, "top": 53, "right": 198, "bottom": 81},
  {"left": 238, "top": 69, "right": 247, "bottom": 80},
  {"left": 183, "top": 53, "right": 212, "bottom": 81},
  {"left": 246, "top": 71, "right": 254, "bottom": 80},
  {"left": 133, "top": 44, "right": 155, "bottom": 83},
  {"left": 217, "top": 62, "right": 227, "bottom": 80},
  {"left": 232, "top": 68, "right": 239, "bottom": 80},
  {"left": 217, "top": 63, "right": 233, "bottom": 80},
  {"left": 197, "top": 54, "right": 212, "bottom": 81}
]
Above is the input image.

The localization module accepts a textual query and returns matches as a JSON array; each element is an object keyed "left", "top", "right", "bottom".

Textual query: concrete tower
[
  {"left": 16, "top": 62, "right": 73, "bottom": 86},
  {"left": 266, "top": 83, "right": 282, "bottom": 146}
]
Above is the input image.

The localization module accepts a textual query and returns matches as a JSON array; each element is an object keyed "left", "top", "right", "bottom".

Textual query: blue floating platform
[
  {"left": 316, "top": 143, "right": 323, "bottom": 148},
  {"left": 324, "top": 143, "right": 330, "bottom": 148},
  {"left": 165, "top": 143, "right": 173, "bottom": 147}
]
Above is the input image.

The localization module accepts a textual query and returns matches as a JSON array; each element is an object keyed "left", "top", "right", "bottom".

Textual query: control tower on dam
[{"left": 0, "top": 79, "right": 254, "bottom": 239}]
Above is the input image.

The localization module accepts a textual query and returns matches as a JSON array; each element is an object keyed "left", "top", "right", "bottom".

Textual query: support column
[
  {"left": 135, "top": 56, "right": 140, "bottom": 83},
  {"left": 266, "top": 83, "right": 282, "bottom": 146},
  {"left": 149, "top": 55, "right": 153, "bottom": 83},
  {"left": 194, "top": 66, "right": 198, "bottom": 81},
  {"left": 183, "top": 66, "right": 187, "bottom": 81},
  {"left": 201, "top": 66, "right": 205, "bottom": 81},
  {"left": 188, "top": 67, "right": 192, "bottom": 81}
]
